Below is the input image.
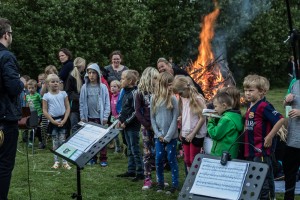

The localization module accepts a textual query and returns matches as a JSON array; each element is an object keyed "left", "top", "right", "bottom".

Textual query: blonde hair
[
  {"left": 122, "top": 70, "right": 139, "bottom": 86},
  {"left": 157, "top": 57, "right": 172, "bottom": 67},
  {"left": 110, "top": 80, "right": 121, "bottom": 88},
  {"left": 27, "top": 79, "right": 37, "bottom": 88},
  {"left": 173, "top": 75, "right": 205, "bottom": 115},
  {"left": 71, "top": 57, "right": 86, "bottom": 93},
  {"left": 243, "top": 74, "right": 269, "bottom": 93},
  {"left": 218, "top": 86, "right": 240, "bottom": 110},
  {"left": 151, "top": 72, "right": 174, "bottom": 114},
  {"left": 44, "top": 65, "right": 58, "bottom": 76},
  {"left": 138, "top": 67, "right": 159, "bottom": 95},
  {"left": 45, "top": 74, "right": 59, "bottom": 84}
]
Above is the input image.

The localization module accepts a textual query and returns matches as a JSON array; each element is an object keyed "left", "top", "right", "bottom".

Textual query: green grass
[{"left": 8, "top": 88, "right": 299, "bottom": 200}]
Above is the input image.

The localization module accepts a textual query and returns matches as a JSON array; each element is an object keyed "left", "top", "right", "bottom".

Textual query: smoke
[{"left": 212, "top": 0, "right": 272, "bottom": 59}]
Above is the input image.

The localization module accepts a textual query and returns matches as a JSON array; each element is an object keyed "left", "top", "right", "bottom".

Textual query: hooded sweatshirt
[
  {"left": 207, "top": 110, "right": 244, "bottom": 159},
  {"left": 79, "top": 63, "right": 110, "bottom": 124}
]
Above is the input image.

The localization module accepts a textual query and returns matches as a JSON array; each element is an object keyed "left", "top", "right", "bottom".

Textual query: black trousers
[
  {"left": 283, "top": 145, "right": 300, "bottom": 200},
  {"left": 0, "top": 122, "right": 19, "bottom": 200}
]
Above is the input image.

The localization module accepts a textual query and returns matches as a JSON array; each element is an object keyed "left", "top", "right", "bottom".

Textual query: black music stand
[
  {"left": 178, "top": 154, "right": 269, "bottom": 200},
  {"left": 50, "top": 121, "right": 119, "bottom": 200}
]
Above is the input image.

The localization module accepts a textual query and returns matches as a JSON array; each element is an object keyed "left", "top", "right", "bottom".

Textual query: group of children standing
[{"left": 21, "top": 54, "right": 286, "bottom": 198}]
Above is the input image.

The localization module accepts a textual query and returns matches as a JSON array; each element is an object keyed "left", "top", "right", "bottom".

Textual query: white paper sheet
[{"left": 190, "top": 158, "right": 249, "bottom": 200}]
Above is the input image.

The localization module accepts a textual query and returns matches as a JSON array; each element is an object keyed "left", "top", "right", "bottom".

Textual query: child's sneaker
[
  {"left": 38, "top": 142, "right": 45, "bottom": 149},
  {"left": 142, "top": 178, "right": 152, "bottom": 190},
  {"left": 100, "top": 161, "right": 108, "bottom": 167},
  {"left": 165, "top": 186, "right": 178, "bottom": 194},
  {"left": 51, "top": 161, "right": 60, "bottom": 169},
  {"left": 156, "top": 184, "right": 164, "bottom": 192},
  {"left": 87, "top": 159, "right": 96, "bottom": 165},
  {"left": 28, "top": 142, "right": 33, "bottom": 148},
  {"left": 62, "top": 163, "right": 71, "bottom": 170}
]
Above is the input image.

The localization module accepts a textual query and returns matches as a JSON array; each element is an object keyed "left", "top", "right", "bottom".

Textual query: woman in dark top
[
  {"left": 105, "top": 50, "right": 128, "bottom": 84},
  {"left": 58, "top": 48, "right": 74, "bottom": 83}
]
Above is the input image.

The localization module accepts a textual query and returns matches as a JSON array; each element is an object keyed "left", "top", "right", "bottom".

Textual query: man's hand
[{"left": 288, "top": 109, "right": 300, "bottom": 118}]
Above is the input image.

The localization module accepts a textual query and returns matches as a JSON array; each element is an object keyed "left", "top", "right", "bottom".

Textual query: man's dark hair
[{"left": 0, "top": 18, "right": 11, "bottom": 37}]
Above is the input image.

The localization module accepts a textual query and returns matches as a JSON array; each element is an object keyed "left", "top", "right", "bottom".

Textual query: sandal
[
  {"left": 51, "top": 161, "right": 60, "bottom": 169},
  {"left": 62, "top": 163, "right": 71, "bottom": 170}
]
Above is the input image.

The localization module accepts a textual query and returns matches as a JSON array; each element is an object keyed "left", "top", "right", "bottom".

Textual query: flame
[{"left": 188, "top": 1, "right": 224, "bottom": 100}]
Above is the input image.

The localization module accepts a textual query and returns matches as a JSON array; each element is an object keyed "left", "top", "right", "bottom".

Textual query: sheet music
[
  {"left": 66, "top": 124, "right": 108, "bottom": 152},
  {"left": 190, "top": 158, "right": 249, "bottom": 200}
]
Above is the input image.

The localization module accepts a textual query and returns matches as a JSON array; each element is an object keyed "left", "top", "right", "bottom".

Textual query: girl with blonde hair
[
  {"left": 173, "top": 75, "right": 207, "bottom": 172},
  {"left": 150, "top": 72, "right": 179, "bottom": 194},
  {"left": 65, "top": 57, "right": 86, "bottom": 133},
  {"left": 135, "top": 67, "right": 159, "bottom": 190}
]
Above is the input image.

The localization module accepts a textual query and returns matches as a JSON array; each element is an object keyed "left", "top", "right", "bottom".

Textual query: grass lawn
[{"left": 8, "top": 88, "right": 299, "bottom": 200}]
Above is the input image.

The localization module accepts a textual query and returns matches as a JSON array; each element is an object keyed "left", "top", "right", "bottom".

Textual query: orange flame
[{"left": 189, "top": 1, "right": 224, "bottom": 100}]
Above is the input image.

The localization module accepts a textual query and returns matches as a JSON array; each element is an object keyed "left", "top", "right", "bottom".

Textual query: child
[
  {"left": 42, "top": 74, "right": 71, "bottom": 170},
  {"left": 281, "top": 78, "right": 300, "bottom": 200},
  {"left": 173, "top": 75, "right": 207, "bottom": 172},
  {"left": 65, "top": 57, "right": 86, "bottom": 134},
  {"left": 243, "top": 74, "right": 284, "bottom": 200},
  {"left": 150, "top": 72, "right": 179, "bottom": 194},
  {"left": 79, "top": 63, "right": 110, "bottom": 167},
  {"left": 135, "top": 67, "right": 159, "bottom": 190},
  {"left": 20, "top": 75, "right": 30, "bottom": 107},
  {"left": 37, "top": 73, "right": 45, "bottom": 94},
  {"left": 116, "top": 70, "right": 144, "bottom": 181},
  {"left": 110, "top": 80, "right": 121, "bottom": 153},
  {"left": 207, "top": 90, "right": 243, "bottom": 158},
  {"left": 26, "top": 79, "right": 44, "bottom": 149}
]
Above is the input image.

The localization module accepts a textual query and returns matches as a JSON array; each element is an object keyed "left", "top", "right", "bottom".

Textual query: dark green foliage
[{"left": 0, "top": 0, "right": 299, "bottom": 85}]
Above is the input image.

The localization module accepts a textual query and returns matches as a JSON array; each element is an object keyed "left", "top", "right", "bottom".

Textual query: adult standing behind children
[
  {"left": 150, "top": 72, "right": 179, "bottom": 194},
  {"left": 65, "top": 57, "right": 86, "bottom": 134},
  {"left": 243, "top": 75, "right": 284, "bottom": 200},
  {"left": 156, "top": 57, "right": 205, "bottom": 97},
  {"left": 116, "top": 70, "right": 144, "bottom": 181},
  {"left": 105, "top": 50, "right": 128, "bottom": 84},
  {"left": 79, "top": 63, "right": 110, "bottom": 167},
  {"left": 0, "top": 18, "right": 24, "bottom": 200},
  {"left": 283, "top": 78, "right": 300, "bottom": 200},
  {"left": 58, "top": 48, "right": 73, "bottom": 83}
]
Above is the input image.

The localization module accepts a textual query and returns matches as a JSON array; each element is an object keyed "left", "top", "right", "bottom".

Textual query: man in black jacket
[
  {"left": 0, "top": 18, "right": 24, "bottom": 200},
  {"left": 156, "top": 57, "right": 205, "bottom": 97}
]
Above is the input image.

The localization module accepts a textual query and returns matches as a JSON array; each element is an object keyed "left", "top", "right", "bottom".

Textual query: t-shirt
[
  {"left": 244, "top": 97, "right": 283, "bottom": 157},
  {"left": 87, "top": 84, "right": 100, "bottom": 118},
  {"left": 43, "top": 91, "right": 68, "bottom": 119},
  {"left": 26, "top": 92, "right": 42, "bottom": 116}
]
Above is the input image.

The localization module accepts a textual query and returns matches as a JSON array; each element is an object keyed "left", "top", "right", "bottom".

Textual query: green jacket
[{"left": 207, "top": 110, "right": 244, "bottom": 159}]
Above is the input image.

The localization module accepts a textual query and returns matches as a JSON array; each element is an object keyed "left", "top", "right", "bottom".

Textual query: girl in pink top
[
  {"left": 110, "top": 80, "right": 121, "bottom": 152},
  {"left": 173, "top": 76, "right": 207, "bottom": 172}
]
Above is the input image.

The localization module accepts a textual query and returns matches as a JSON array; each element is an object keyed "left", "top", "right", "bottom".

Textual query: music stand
[
  {"left": 50, "top": 121, "right": 119, "bottom": 200},
  {"left": 178, "top": 154, "right": 269, "bottom": 200}
]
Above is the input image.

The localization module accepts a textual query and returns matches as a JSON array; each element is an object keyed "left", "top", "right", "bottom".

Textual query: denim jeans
[
  {"left": 155, "top": 138, "right": 179, "bottom": 188},
  {"left": 0, "top": 122, "right": 19, "bottom": 200},
  {"left": 124, "top": 128, "right": 143, "bottom": 175},
  {"left": 51, "top": 126, "right": 67, "bottom": 163},
  {"left": 69, "top": 112, "right": 80, "bottom": 134}
]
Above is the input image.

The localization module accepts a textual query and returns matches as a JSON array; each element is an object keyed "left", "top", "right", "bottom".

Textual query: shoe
[
  {"left": 132, "top": 174, "right": 144, "bottom": 182},
  {"left": 100, "top": 162, "right": 108, "bottom": 167},
  {"left": 62, "top": 163, "right": 72, "bottom": 170},
  {"left": 142, "top": 178, "right": 152, "bottom": 190},
  {"left": 28, "top": 142, "right": 33, "bottom": 148},
  {"left": 274, "top": 175, "right": 285, "bottom": 181},
  {"left": 156, "top": 184, "right": 164, "bottom": 192},
  {"left": 51, "top": 161, "right": 60, "bottom": 169},
  {"left": 38, "top": 142, "right": 45, "bottom": 149},
  {"left": 116, "top": 172, "right": 136, "bottom": 178},
  {"left": 166, "top": 186, "right": 178, "bottom": 194},
  {"left": 87, "top": 159, "right": 96, "bottom": 165}
]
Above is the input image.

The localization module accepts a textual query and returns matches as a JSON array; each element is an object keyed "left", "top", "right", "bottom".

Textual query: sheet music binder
[
  {"left": 178, "top": 154, "right": 269, "bottom": 200},
  {"left": 51, "top": 121, "right": 119, "bottom": 168}
]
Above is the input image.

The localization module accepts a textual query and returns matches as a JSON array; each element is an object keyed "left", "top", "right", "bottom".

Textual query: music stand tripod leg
[{"left": 71, "top": 166, "right": 82, "bottom": 200}]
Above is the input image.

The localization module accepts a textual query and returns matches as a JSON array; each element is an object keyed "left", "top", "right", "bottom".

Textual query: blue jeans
[
  {"left": 124, "top": 128, "right": 143, "bottom": 175},
  {"left": 155, "top": 138, "right": 179, "bottom": 188},
  {"left": 51, "top": 126, "right": 67, "bottom": 163},
  {"left": 69, "top": 112, "right": 80, "bottom": 134},
  {"left": 0, "top": 122, "right": 19, "bottom": 200}
]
